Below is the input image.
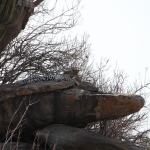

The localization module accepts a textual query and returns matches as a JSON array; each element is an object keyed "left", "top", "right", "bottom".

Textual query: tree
[
  {"left": 0, "top": 0, "right": 150, "bottom": 149},
  {"left": 0, "top": 0, "right": 90, "bottom": 84},
  {"left": 0, "top": 0, "right": 44, "bottom": 53},
  {"left": 85, "top": 59, "right": 150, "bottom": 149}
]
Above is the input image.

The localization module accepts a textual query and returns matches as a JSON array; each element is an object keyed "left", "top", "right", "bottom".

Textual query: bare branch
[{"left": 34, "top": 0, "right": 44, "bottom": 7}]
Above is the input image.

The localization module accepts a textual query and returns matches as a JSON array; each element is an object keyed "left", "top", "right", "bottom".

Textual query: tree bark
[
  {"left": 0, "top": 0, "right": 43, "bottom": 53},
  {"left": 0, "top": 7, "right": 27, "bottom": 53}
]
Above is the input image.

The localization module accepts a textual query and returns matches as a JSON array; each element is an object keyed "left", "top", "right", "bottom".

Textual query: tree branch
[{"left": 34, "top": 0, "right": 44, "bottom": 7}]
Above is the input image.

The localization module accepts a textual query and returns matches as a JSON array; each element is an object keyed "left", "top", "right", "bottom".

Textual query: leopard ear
[{"left": 72, "top": 68, "right": 80, "bottom": 74}]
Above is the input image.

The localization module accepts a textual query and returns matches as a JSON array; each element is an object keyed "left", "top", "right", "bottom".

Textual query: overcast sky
[
  {"left": 77, "top": 0, "right": 150, "bottom": 83},
  {"left": 43, "top": 0, "right": 150, "bottom": 129},
  {"left": 76, "top": 0, "right": 150, "bottom": 130}
]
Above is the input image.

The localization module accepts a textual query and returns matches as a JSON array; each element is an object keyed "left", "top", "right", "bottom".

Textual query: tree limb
[{"left": 34, "top": 0, "right": 44, "bottom": 7}]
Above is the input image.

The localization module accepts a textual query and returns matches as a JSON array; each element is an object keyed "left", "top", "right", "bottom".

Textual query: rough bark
[
  {"left": 38, "top": 124, "right": 144, "bottom": 150},
  {"left": 0, "top": 7, "right": 31, "bottom": 53},
  {"left": 0, "top": 0, "right": 43, "bottom": 53}
]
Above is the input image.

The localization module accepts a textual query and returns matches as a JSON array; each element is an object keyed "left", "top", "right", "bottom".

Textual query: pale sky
[
  {"left": 78, "top": 0, "right": 150, "bottom": 83},
  {"left": 77, "top": 0, "right": 150, "bottom": 131},
  {"left": 42, "top": 0, "right": 150, "bottom": 130}
]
